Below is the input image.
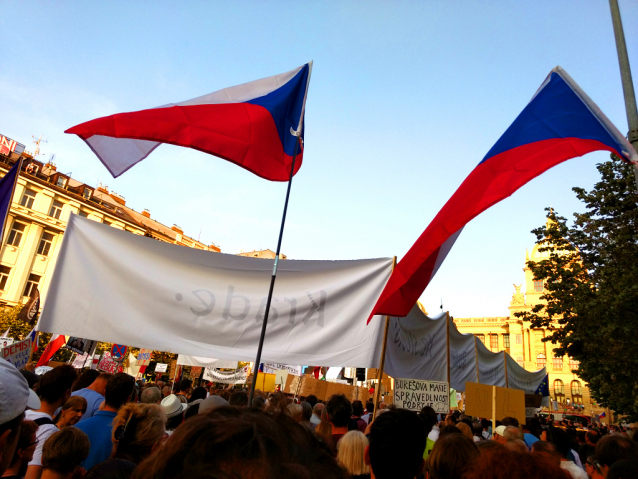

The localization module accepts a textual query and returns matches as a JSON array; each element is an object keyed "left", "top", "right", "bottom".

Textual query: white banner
[
  {"left": 476, "top": 339, "right": 506, "bottom": 387},
  {"left": 203, "top": 366, "right": 249, "bottom": 384},
  {"left": 505, "top": 355, "right": 546, "bottom": 393},
  {"left": 177, "top": 355, "right": 239, "bottom": 369},
  {"left": 384, "top": 307, "right": 448, "bottom": 382},
  {"left": 393, "top": 378, "right": 450, "bottom": 414},
  {"left": 262, "top": 363, "right": 302, "bottom": 376},
  {"left": 448, "top": 320, "right": 478, "bottom": 391},
  {"left": 38, "top": 216, "right": 391, "bottom": 367}
]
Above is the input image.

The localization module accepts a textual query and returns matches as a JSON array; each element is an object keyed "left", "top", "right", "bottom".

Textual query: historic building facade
[
  {"left": 454, "top": 242, "right": 600, "bottom": 415},
  {"left": 0, "top": 134, "right": 221, "bottom": 311}
]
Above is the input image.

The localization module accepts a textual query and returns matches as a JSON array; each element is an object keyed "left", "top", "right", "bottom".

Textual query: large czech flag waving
[
  {"left": 369, "top": 66, "right": 638, "bottom": 321},
  {"left": 66, "top": 62, "right": 312, "bottom": 181}
]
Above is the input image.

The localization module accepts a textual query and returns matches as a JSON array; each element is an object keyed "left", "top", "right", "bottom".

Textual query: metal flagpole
[
  {"left": 248, "top": 136, "right": 302, "bottom": 406},
  {"left": 372, "top": 256, "right": 397, "bottom": 420},
  {"left": 609, "top": 0, "right": 638, "bottom": 191}
]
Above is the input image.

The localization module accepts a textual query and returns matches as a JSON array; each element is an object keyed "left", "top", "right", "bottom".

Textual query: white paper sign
[
  {"left": 38, "top": 215, "right": 390, "bottom": 367},
  {"left": 1, "top": 337, "right": 32, "bottom": 369},
  {"left": 261, "top": 363, "right": 303, "bottom": 376},
  {"left": 393, "top": 378, "right": 450, "bottom": 414},
  {"left": 0, "top": 337, "right": 14, "bottom": 348},
  {"left": 203, "top": 366, "right": 249, "bottom": 384},
  {"left": 155, "top": 363, "right": 168, "bottom": 373},
  {"left": 72, "top": 353, "right": 89, "bottom": 368}
]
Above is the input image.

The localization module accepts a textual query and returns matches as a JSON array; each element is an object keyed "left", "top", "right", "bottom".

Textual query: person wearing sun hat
[
  {"left": 161, "top": 394, "right": 188, "bottom": 434},
  {"left": 491, "top": 425, "right": 507, "bottom": 444},
  {"left": 0, "top": 358, "right": 41, "bottom": 476}
]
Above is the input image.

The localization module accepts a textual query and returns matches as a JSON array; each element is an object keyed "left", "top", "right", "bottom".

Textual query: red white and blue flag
[
  {"left": 66, "top": 63, "right": 312, "bottom": 181},
  {"left": 369, "top": 66, "right": 638, "bottom": 321}
]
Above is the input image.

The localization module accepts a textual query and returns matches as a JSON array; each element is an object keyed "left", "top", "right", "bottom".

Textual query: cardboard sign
[
  {"left": 1, "top": 337, "right": 32, "bottom": 369},
  {"left": 393, "top": 379, "right": 450, "bottom": 414},
  {"left": 97, "top": 352, "right": 118, "bottom": 374},
  {"left": 275, "top": 369, "right": 289, "bottom": 386},
  {"left": 136, "top": 349, "right": 152, "bottom": 366},
  {"left": 0, "top": 337, "right": 14, "bottom": 347},
  {"left": 255, "top": 372, "right": 276, "bottom": 392},
  {"left": 464, "top": 382, "right": 526, "bottom": 425},
  {"left": 155, "top": 363, "right": 168, "bottom": 373},
  {"left": 190, "top": 366, "right": 202, "bottom": 379}
]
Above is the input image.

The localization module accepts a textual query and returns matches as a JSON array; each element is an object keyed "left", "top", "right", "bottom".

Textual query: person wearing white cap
[
  {"left": 0, "top": 358, "right": 40, "bottom": 476},
  {"left": 491, "top": 425, "right": 508, "bottom": 444}
]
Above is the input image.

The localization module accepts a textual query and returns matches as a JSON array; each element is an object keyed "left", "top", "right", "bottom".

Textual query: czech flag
[
  {"left": 369, "top": 66, "right": 638, "bottom": 321},
  {"left": 66, "top": 63, "right": 312, "bottom": 181}
]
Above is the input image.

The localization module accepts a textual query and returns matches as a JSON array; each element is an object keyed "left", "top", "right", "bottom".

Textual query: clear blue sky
[{"left": 1, "top": 1, "right": 637, "bottom": 318}]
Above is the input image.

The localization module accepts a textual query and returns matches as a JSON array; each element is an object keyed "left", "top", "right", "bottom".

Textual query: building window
[
  {"left": 554, "top": 379, "right": 565, "bottom": 401},
  {"left": 0, "top": 266, "right": 10, "bottom": 290},
  {"left": 78, "top": 210, "right": 89, "bottom": 218},
  {"left": 56, "top": 176, "right": 66, "bottom": 188},
  {"left": 20, "top": 189, "right": 36, "bottom": 209},
  {"left": 37, "top": 232, "right": 54, "bottom": 256},
  {"left": 569, "top": 358, "right": 579, "bottom": 371},
  {"left": 103, "top": 219, "right": 112, "bottom": 226},
  {"left": 49, "top": 200, "right": 63, "bottom": 219},
  {"left": 571, "top": 380, "right": 582, "bottom": 403},
  {"left": 476, "top": 334, "right": 485, "bottom": 344},
  {"left": 534, "top": 280, "right": 544, "bottom": 292},
  {"left": 490, "top": 334, "right": 499, "bottom": 350},
  {"left": 23, "top": 274, "right": 41, "bottom": 297},
  {"left": 516, "top": 334, "right": 522, "bottom": 344},
  {"left": 503, "top": 334, "right": 510, "bottom": 349},
  {"left": 7, "top": 221, "right": 26, "bottom": 247},
  {"left": 552, "top": 356, "right": 563, "bottom": 371},
  {"left": 536, "top": 353, "right": 546, "bottom": 369},
  {"left": 82, "top": 188, "right": 92, "bottom": 200}
]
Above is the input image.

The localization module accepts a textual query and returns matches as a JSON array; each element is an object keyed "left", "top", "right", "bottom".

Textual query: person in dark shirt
[{"left": 325, "top": 394, "right": 352, "bottom": 451}]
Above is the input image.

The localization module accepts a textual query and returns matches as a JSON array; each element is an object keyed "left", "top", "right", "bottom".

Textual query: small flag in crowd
[
  {"left": 368, "top": 66, "right": 638, "bottom": 320},
  {"left": 17, "top": 288, "right": 40, "bottom": 326},
  {"left": 36, "top": 334, "right": 67, "bottom": 367},
  {"left": 66, "top": 63, "right": 312, "bottom": 181},
  {"left": 599, "top": 411, "right": 606, "bottom": 418}
]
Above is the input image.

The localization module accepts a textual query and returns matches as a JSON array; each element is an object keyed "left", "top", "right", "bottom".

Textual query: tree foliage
[{"left": 515, "top": 155, "right": 638, "bottom": 416}]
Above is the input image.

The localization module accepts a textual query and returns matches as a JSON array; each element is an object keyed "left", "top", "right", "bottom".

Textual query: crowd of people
[{"left": 1, "top": 357, "right": 637, "bottom": 479}]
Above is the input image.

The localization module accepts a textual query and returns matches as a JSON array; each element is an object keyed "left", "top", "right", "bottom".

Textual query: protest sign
[
  {"left": 97, "top": 352, "right": 118, "bottom": 373},
  {"left": 0, "top": 337, "right": 13, "bottom": 347},
  {"left": 136, "top": 349, "right": 152, "bottom": 366},
  {"left": 275, "top": 369, "right": 288, "bottom": 386},
  {"left": 203, "top": 366, "right": 249, "bottom": 384},
  {"left": 262, "top": 363, "right": 303, "bottom": 376},
  {"left": 1, "top": 337, "right": 32, "bottom": 369},
  {"left": 72, "top": 353, "right": 89, "bottom": 369},
  {"left": 255, "top": 372, "right": 276, "bottom": 392},
  {"left": 155, "top": 363, "right": 168, "bottom": 373},
  {"left": 65, "top": 337, "right": 98, "bottom": 355},
  {"left": 190, "top": 366, "right": 202, "bottom": 379},
  {"left": 393, "top": 379, "right": 449, "bottom": 414},
  {"left": 464, "top": 382, "right": 526, "bottom": 425}
]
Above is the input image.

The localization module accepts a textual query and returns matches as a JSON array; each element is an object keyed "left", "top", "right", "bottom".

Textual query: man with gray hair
[
  {"left": 503, "top": 426, "right": 524, "bottom": 442},
  {"left": 311, "top": 403, "right": 324, "bottom": 427},
  {"left": 140, "top": 386, "right": 161, "bottom": 404}
]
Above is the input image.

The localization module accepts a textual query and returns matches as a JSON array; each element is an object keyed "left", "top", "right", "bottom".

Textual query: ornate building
[
  {"left": 0, "top": 132, "right": 221, "bottom": 311},
  {"left": 454, "top": 242, "right": 601, "bottom": 416}
]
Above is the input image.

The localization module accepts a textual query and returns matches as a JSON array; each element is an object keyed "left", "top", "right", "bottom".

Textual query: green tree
[{"left": 515, "top": 155, "right": 638, "bottom": 416}]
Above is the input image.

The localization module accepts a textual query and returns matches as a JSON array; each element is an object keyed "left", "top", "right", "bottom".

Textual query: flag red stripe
[
  {"left": 66, "top": 103, "right": 303, "bottom": 182},
  {"left": 370, "top": 137, "right": 617, "bottom": 319}
]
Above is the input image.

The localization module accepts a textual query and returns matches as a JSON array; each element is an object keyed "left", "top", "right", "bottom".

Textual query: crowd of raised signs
[{"left": 1, "top": 358, "right": 637, "bottom": 479}]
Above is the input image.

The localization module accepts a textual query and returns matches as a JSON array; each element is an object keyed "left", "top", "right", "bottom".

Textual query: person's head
[
  {"left": 83, "top": 458, "right": 137, "bottom": 479},
  {"left": 8, "top": 420, "right": 38, "bottom": 470},
  {"left": 161, "top": 394, "right": 187, "bottom": 431},
  {"left": 71, "top": 369, "right": 100, "bottom": 392},
  {"left": 325, "top": 394, "right": 352, "bottom": 428},
  {"left": 440, "top": 425, "right": 462, "bottom": 438},
  {"left": 549, "top": 426, "right": 572, "bottom": 459},
  {"left": 131, "top": 407, "right": 348, "bottom": 479},
  {"left": 229, "top": 390, "right": 248, "bottom": 407},
  {"left": 504, "top": 439, "right": 529, "bottom": 454},
  {"left": 481, "top": 418, "right": 491, "bottom": 430},
  {"left": 350, "top": 400, "right": 363, "bottom": 418},
  {"left": 502, "top": 416, "right": 520, "bottom": 428},
  {"left": 189, "top": 386, "right": 207, "bottom": 403},
  {"left": 457, "top": 421, "right": 474, "bottom": 441},
  {"left": 87, "top": 372, "right": 113, "bottom": 396},
  {"left": 313, "top": 403, "right": 324, "bottom": 417},
  {"left": 504, "top": 426, "right": 524, "bottom": 442},
  {"left": 287, "top": 403, "right": 303, "bottom": 422},
  {"left": 140, "top": 386, "right": 162, "bottom": 404},
  {"left": 586, "top": 430, "right": 600, "bottom": 445},
  {"left": 428, "top": 433, "right": 480, "bottom": 479},
  {"left": 365, "top": 401, "right": 374, "bottom": 414},
  {"left": 337, "top": 430, "right": 369, "bottom": 477},
  {"left": 38, "top": 365, "right": 77, "bottom": 407},
  {"left": 56, "top": 395, "right": 88, "bottom": 427},
  {"left": 418, "top": 406, "right": 438, "bottom": 436},
  {"left": 42, "top": 428, "right": 90, "bottom": 477},
  {"left": 492, "top": 425, "right": 508, "bottom": 444},
  {"left": 531, "top": 441, "right": 560, "bottom": 466},
  {"left": 112, "top": 403, "right": 166, "bottom": 465},
  {"left": 305, "top": 395, "right": 318, "bottom": 408},
  {"left": 366, "top": 409, "right": 427, "bottom": 479},
  {"left": 199, "top": 395, "right": 229, "bottom": 415},
  {"left": 178, "top": 379, "right": 192, "bottom": 394},
  {"left": 105, "top": 373, "right": 136, "bottom": 410},
  {"left": 0, "top": 359, "right": 40, "bottom": 475},
  {"left": 595, "top": 434, "right": 638, "bottom": 477},
  {"left": 300, "top": 402, "right": 313, "bottom": 422}
]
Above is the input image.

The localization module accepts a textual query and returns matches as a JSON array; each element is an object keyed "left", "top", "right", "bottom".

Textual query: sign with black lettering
[{"left": 393, "top": 378, "right": 449, "bottom": 414}]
